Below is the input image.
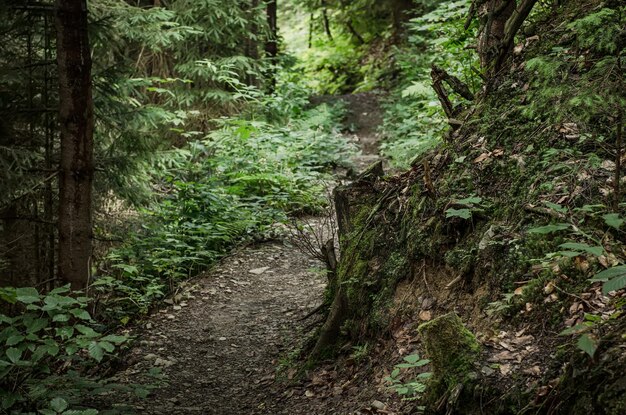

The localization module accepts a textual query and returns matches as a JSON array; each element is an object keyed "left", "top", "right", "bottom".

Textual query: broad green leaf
[
  {"left": 75, "top": 324, "right": 99, "bottom": 338},
  {"left": 559, "top": 323, "right": 591, "bottom": 335},
  {"left": 590, "top": 265, "right": 626, "bottom": 281},
  {"left": 99, "top": 341, "right": 115, "bottom": 353},
  {"left": 53, "top": 314, "right": 71, "bottom": 323},
  {"left": 584, "top": 313, "right": 602, "bottom": 323},
  {"left": 401, "top": 81, "right": 431, "bottom": 98},
  {"left": 25, "top": 318, "right": 49, "bottom": 334},
  {"left": 134, "top": 388, "right": 150, "bottom": 398},
  {"left": 602, "top": 275, "right": 626, "bottom": 294},
  {"left": 100, "top": 335, "right": 128, "bottom": 344},
  {"left": 5, "top": 335, "right": 24, "bottom": 346},
  {"left": 0, "top": 315, "right": 13, "bottom": 324},
  {"left": 544, "top": 201, "right": 567, "bottom": 213},
  {"left": 15, "top": 287, "right": 40, "bottom": 304},
  {"left": 528, "top": 223, "right": 570, "bottom": 234},
  {"left": 456, "top": 196, "right": 482, "bottom": 206},
  {"left": 88, "top": 342, "right": 104, "bottom": 362},
  {"left": 557, "top": 251, "right": 584, "bottom": 258},
  {"left": 50, "top": 397, "right": 69, "bottom": 412},
  {"left": 577, "top": 334, "right": 597, "bottom": 357},
  {"left": 65, "top": 344, "right": 78, "bottom": 356},
  {"left": 112, "top": 264, "right": 139, "bottom": 275},
  {"left": 558, "top": 242, "right": 604, "bottom": 257},
  {"left": 0, "top": 288, "right": 17, "bottom": 304},
  {"left": 602, "top": 213, "right": 624, "bottom": 230},
  {"left": 395, "top": 363, "right": 418, "bottom": 368},
  {"left": 42, "top": 339, "right": 60, "bottom": 356},
  {"left": 446, "top": 208, "right": 471, "bottom": 220},
  {"left": 6, "top": 347, "right": 22, "bottom": 363},
  {"left": 1, "top": 392, "right": 18, "bottom": 410},
  {"left": 49, "top": 285, "right": 71, "bottom": 295},
  {"left": 396, "top": 387, "right": 409, "bottom": 395},
  {"left": 70, "top": 309, "right": 92, "bottom": 321},
  {"left": 55, "top": 326, "right": 74, "bottom": 340},
  {"left": 403, "top": 354, "right": 421, "bottom": 364}
]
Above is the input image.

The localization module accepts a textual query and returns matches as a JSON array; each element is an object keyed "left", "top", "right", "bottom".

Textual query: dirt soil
[{"left": 106, "top": 93, "right": 394, "bottom": 415}]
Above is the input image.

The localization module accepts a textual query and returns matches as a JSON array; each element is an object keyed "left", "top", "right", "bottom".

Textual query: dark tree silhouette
[{"left": 55, "top": 0, "right": 95, "bottom": 290}]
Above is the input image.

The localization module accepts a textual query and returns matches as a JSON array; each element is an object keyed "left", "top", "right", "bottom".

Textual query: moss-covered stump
[{"left": 418, "top": 312, "right": 480, "bottom": 411}]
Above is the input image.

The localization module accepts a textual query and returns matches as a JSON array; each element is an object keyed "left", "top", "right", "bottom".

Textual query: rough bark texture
[
  {"left": 475, "top": 0, "right": 539, "bottom": 75},
  {"left": 310, "top": 163, "right": 386, "bottom": 359},
  {"left": 477, "top": 0, "right": 512, "bottom": 70},
  {"left": 56, "top": 0, "right": 94, "bottom": 290}
]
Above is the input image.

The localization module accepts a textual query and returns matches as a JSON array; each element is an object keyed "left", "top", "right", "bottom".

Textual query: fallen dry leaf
[
  {"left": 474, "top": 153, "right": 491, "bottom": 163},
  {"left": 419, "top": 310, "right": 432, "bottom": 321}
]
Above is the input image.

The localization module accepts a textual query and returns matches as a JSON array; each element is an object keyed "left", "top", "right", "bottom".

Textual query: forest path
[{"left": 112, "top": 92, "right": 384, "bottom": 414}]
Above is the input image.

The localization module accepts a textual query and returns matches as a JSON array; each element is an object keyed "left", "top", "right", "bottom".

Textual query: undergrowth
[
  {"left": 380, "top": 0, "right": 478, "bottom": 168},
  {"left": 94, "top": 82, "right": 355, "bottom": 322},
  {"left": 1, "top": 70, "right": 354, "bottom": 411}
]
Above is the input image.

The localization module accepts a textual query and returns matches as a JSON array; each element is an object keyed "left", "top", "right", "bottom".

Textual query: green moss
[{"left": 418, "top": 313, "right": 480, "bottom": 395}]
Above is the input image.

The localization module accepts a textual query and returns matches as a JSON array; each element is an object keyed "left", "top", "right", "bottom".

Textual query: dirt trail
[{"left": 111, "top": 92, "right": 384, "bottom": 415}]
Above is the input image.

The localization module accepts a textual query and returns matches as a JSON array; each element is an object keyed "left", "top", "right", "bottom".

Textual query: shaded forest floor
[{"left": 105, "top": 93, "right": 396, "bottom": 414}]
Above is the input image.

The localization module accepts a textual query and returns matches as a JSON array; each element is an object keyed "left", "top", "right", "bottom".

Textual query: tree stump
[{"left": 418, "top": 312, "right": 480, "bottom": 410}]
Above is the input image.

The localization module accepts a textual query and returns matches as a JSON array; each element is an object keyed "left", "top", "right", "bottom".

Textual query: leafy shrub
[
  {"left": 95, "top": 101, "right": 355, "bottom": 322},
  {"left": 385, "top": 353, "right": 432, "bottom": 403},
  {"left": 381, "top": 0, "right": 479, "bottom": 167},
  {"left": 0, "top": 286, "right": 154, "bottom": 413}
]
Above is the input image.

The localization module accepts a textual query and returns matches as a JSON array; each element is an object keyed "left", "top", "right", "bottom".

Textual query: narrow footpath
[{"left": 111, "top": 92, "right": 385, "bottom": 415}]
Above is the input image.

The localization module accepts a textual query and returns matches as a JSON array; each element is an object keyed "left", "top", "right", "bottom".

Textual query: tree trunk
[
  {"left": 56, "top": 0, "right": 94, "bottom": 290},
  {"left": 474, "top": 0, "right": 539, "bottom": 76},
  {"left": 391, "top": 0, "right": 413, "bottom": 39},
  {"left": 265, "top": 0, "right": 278, "bottom": 92},
  {"left": 321, "top": 0, "right": 333, "bottom": 41},
  {"left": 477, "top": 0, "right": 515, "bottom": 71},
  {"left": 345, "top": 19, "right": 365, "bottom": 45},
  {"left": 246, "top": 0, "right": 260, "bottom": 86}
]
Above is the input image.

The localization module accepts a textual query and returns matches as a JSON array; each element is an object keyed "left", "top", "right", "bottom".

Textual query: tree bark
[
  {"left": 265, "top": 0, "right": 278, "bottom": 92},
  {"left": 246, "top": 0, "right": 260, "bottom": 86},
  {"left": 391, "top": 0, "right": 414, "bottom": 39},
  {"left": 346, "top": 19, "right": 364, "bottom": 45},
  {"left": 321, "top": 0, "right": 333, "bottom": 41},
  {"left": 474, "top": 0, "right": 539, "bottom": 76},
  {"left": 56, "top": 0, "right": 94, "bottom": 290}
]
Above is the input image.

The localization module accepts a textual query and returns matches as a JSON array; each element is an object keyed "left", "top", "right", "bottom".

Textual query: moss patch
[{"left": 418, "top": 313, "right": 480, "bottom": 396}]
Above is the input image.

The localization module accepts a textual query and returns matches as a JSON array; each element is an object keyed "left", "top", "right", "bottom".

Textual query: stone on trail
[{"left": 249, "top": 266, "right": 270, "bottom": 275}]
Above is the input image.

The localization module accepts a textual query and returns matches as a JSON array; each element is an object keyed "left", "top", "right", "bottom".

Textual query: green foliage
[
  {"left": 0, "top": 286, "right": 156, "bottom": 412},
  {"left": 96, "top": 100, "right": 354, "bottom": 321},
  {"left": 567, "top": 8, "right": 623, "bottom": 54},
  {"left": 558, "top": 313, "right": 604, "bottom": 358},
  {"left": 526, "top": 205, "right": 625, "bottom": 294},
  {"left": 590, "top": 266, "right": 626, "bottom": 295},
  {"left": 380, "top": 0, "right": 479, "bottom": 167},
  {"left": 524, "top": 5, "right": 625, "bottom": 124},
  {"left": 297, "top": 35, "right": 365, "bottom": 94},
  {"left": 385, "top": 353, "right": 432, "bottom": 404},
  {"left": 445, "top": 196, "right": 485, "bottom": 220}
]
